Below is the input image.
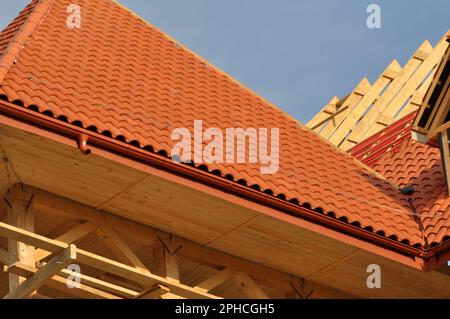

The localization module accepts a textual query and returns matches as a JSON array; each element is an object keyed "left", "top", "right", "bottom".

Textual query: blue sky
[{"left": 0, "top": 0, "right": 449, "bottom": 123}]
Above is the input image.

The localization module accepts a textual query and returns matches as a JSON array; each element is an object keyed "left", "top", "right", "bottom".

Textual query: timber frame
[
  {"left": 411, "top": 36, "right": 450, "bottom": 193},
  {"left": 0, "top": 183, "right": 341, "bottom": 299},
  {"left": 307, "top": 32, "right": 450, "bottom": 151}
]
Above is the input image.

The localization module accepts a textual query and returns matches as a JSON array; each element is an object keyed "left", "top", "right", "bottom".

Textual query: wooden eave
[{"left": 1, "top": 104, "right": 450, "bottom": 298}]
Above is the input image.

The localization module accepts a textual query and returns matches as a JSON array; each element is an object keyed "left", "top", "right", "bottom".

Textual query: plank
[
  {"left": 134, "top": 284, "right": 170, "bottom": 299},
  {"left": 328, "top": 60, "right": 401, "bottom": 147},
  {"left": 0, "top": 221, "right": 67, "bottom": 253},
  {"left": 321, "top": 79, "right": 371, "bottom": 139},
  {"left": 439, "top": 130, "right": 450, "bottom": 196},
  {"left": 75, "top": 248, "right": 217, "bottom": 299},
  {"left": 397, "top": 73, "right": 435, "bottom": 119},
  {"left": 57, "top": 268, "right": 139, "bottom": 298},
  {"left": 28, "top": 187, "right": 301, "bottom": 290},
  {"left": 362, "top": 37, "right": 448, "bottom": 140},
  {"left": 35, "top": 221, "right": 98, "bottom": 261},
  {"left": 415, "top": 38, "right": 450, "bottom": 132},
  {"left": 4, "top": 245, "right": 76, "bottom": 299},
  {"left": 0, "top": 220, "right": 220, "bottom": 299},
  {"left": 195, "top": 268, "right": 235, "bottom": 292},
  {"left": 6, "top": 262, "right": 120, "bottom": 299},
  {"left": 307, "top": 96, "right": 340, "bottom": 130},
  {"left": 347, "top": 40, "right": 434, "bottom": 144},
  {"left": 429, "top": 70, "right": 450, "bottom": 131},
  {"left": 234, "top": 273, "right": 268, "bottom": 299},
  {"left": 99, "top": 226, "right": 150, "bottom": 273}
]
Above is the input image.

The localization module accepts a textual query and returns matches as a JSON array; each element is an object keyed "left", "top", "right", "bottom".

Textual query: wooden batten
[{"left": 308, "top": 36, "right": 450, "bottom": 151}]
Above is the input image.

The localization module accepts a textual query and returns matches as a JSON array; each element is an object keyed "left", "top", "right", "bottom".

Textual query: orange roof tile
[
  {"left": 371, "top": 128, "right": 450, "bottom": 248},
  {"left": 0, "top": 0, "right": 428, "bottom": 248}
]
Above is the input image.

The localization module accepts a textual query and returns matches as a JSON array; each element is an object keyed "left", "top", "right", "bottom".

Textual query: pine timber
[{"left": 307, "top": 36, "right": 450, "bottom": 151}]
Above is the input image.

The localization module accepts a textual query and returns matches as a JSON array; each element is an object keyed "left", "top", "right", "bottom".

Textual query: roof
[
  {"left": 306, "top": 34, "right": 450, "bottom": 151},
  {"left": 350, "top": 111, "right": 450, "bottom": 248},
  {"left": 373, "top": 124, "right": 450, "bottom": 247},
  {"left": 0, "top": 0, "right": 430, "bottom": 249},
  {"left": 372, "top": 138, "right": 450, "bottom": 248}
]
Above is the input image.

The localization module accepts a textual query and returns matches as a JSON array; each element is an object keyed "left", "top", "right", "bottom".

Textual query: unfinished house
[{"left": 0, "top": 0, "right": 449, "bottom": 299}]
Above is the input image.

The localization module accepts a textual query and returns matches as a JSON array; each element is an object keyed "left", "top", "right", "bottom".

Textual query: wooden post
[
  {"left": 5, "top": 184, "right": 36, "bottom": 296},
  {"left": 151, "top": 241, "right": 180, "bottom": 283}
]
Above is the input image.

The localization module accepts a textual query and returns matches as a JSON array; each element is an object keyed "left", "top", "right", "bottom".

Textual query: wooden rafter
[
  {"left": 307, "top": 35, "right": 450, "bottom": 151},
  {"left": 234, "top": 273, "right": 268, "bottom": 299},
  {"left": 327, "top": 60, "right": 401, "bottom": 147},
  {"left": 98, "top": 226, "right": 150, "bottom": 274},
  {"left": 35, "top": 221, "right": 98, "bottom": 262},
  {"left": 194, "top": 268, "right": 236, "bottom": 292},
  {"left": 414, "top": 35, "right": 450, "bottom": 137},
  {"left": 438, "top": 130, "right": 450, "bottom": 196}
]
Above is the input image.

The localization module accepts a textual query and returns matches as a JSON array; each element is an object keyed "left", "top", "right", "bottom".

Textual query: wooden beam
[
  {"left": 75, "top": 248, "right": 214, "bottom": 298},
  {"left": 429, "top": 120, "right": 450, "bottom": 141},
  {"left": 35, "top": 221, "right": 98, "bottom": 262},
  {"left": 195, "top": 268, "right": 235, "bottom": 292},
  {"left": 307, "top": 96, "right": 341, "bottom": 130},
  {"left": 328, "top": 60, "right": 401, "bottom": 147},
  {"left": 5, "top": 262, "right": 120, "bottom": 299},
  {"left": 431, "top": 82, "right": 450, "bottom": 130},
  {"left": 439, "top": 130, "right": 450, "bottom": 196},
  {"left": 134, "top": 284, "right": 170, "bottom": 299},
  {"left": 0, "top": 247, "right": 7, "bottom": 264},
  {"left": 4, "top": 245, "right": 76, "bottom": 299},
  {"left": 148, "top": 237, "right": 181, "bottom": 283},
  {"left": 57, "top": 268, "right": 139, "bottom": 298},
  {"left": 98, "top": 226, "right": 150, "bottom": 273},
  {"left": 27, "top": 187, "right": 301, "bottom": 291},
  {"left": 321, "top": 79, "right": 371, "bottom": 139},
  {"left": 347, "top": 40, "right": 435, "bottom": 144},
  {"left": 161, "top": 293, "right": 186, "bottom": 299},
  {"left": 0, "top": 220, "right": 220, "bottom": 299},
  {"left": 6, "top": 184, "right": 35, "bottom": 294},
  {"left": 362, "top": 36, "right": 448, "bottom": 140},
  {"left": 0, "top": 221, "right": 67, "bottom": 253},
  {"left": 234, "top": 273, "right": 269, "bottom": 299}
]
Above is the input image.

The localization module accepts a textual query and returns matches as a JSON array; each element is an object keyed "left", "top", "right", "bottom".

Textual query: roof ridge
[{"left": 0, "top": 0, "right": 53, "bottom": 84}]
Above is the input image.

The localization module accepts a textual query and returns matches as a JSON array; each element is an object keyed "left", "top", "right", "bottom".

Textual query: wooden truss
[
  {"left": 0, "top": 184, "right": 338, "bottom": 299},
  {"left": 411, "top": 35, "right": 450, "bottom": 194},
  {"left": 413, "top": 35, "right": 450, "bottom": 143},
  {"left": 307, "top": 31, "right": 450, "bottom": 151}
]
